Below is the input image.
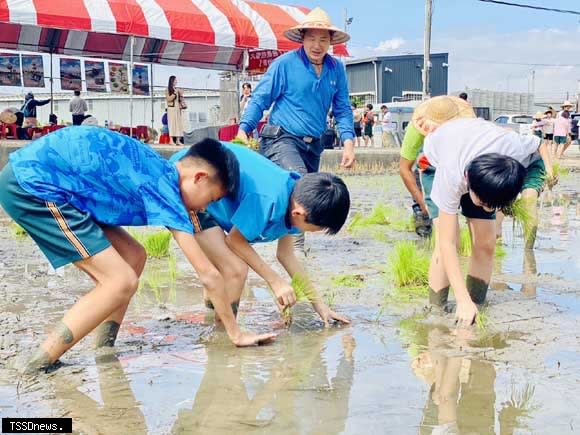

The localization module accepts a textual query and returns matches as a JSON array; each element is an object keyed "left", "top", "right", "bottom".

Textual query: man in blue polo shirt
[
  {"left": 171, "top": 143, "right": 351, "bottom": 325},
  {"left": 236, "top": 8, "right": 355, "bottom": 254}
]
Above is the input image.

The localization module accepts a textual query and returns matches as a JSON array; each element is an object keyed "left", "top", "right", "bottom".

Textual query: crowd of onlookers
[{"left": 531, "top": 100, "right": 577, "bottom": 159}]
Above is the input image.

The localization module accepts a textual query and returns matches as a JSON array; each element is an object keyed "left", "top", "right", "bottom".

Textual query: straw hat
[
  {"left": 561, "top": 100, "right": 575, "bottom": 109},
  {"left": 284, "top": 7, "right": 350, "bottom": 45},
  {"left": 0, "top": 110, "right": 17, "bottom": 125},
  {"left": 533, "top": 111, "right": 545, "bottom": 119},
  {"left": 411, "top": 95, "right": 476, "bottom": 136}
]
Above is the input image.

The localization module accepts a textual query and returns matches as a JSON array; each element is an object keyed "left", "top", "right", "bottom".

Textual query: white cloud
[{"left": 369, "top": 38, "right": 405, "bottom": 53}]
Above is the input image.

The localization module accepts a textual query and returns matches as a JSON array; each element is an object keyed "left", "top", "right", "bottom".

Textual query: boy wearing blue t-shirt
[
  {"left": 0, "top": 128, "right": 275, "bottom": 373},
  {"left": 171, "top": 143, "right": 350, "bottom": 325}
]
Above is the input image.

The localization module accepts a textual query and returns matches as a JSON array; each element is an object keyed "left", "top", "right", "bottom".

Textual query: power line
[{"left": 477, "top": 0, "right": 580, "bottom": 16}]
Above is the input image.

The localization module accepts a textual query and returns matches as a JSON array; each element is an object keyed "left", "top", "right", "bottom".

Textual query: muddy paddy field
[{"left": 1, "top": 164, "right": 579, "bottom": 434}]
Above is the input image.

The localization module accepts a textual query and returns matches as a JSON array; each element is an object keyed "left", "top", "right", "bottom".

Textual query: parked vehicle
[
  {"left": 494, "top": 114, "right": 533, "bottom": 135},
  {"left": 570, "top": 112, "right": 579, "bottom": 143}
]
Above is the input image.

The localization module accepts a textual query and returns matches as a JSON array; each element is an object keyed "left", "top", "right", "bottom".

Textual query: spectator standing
[
  {"left": 20, "top": 92, "right": 50, "bottom": 127},
  {"left": 352, "top": 103, "right": 363, "bottom": 147},
  {"left": 554, "top": 110, "right": 571, "bottom": 159},
  {"left": 69, "top": 90, "right": 89, "bottom": 126},
  {"left": 240, "top": 83, "right": 252, "bottom": 115},
  {"left": 542, "top": 110, "right": 555, "bottom": 155},
  {"left": 380, "top": 105, "right": 396, "bottom": 148},
  {"left": 236, "top": 7, "right": 355, "bottom": 254},
  {"left": 363, "top": 104, "right": 375, "bottom": 147},
  {"left": 166, "top": 75, "right": 184, "bottom": 145}
]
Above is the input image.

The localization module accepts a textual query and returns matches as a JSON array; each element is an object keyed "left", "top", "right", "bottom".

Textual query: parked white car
[{"left": 494, "top": 114, "right": 533, "bottom": 135}]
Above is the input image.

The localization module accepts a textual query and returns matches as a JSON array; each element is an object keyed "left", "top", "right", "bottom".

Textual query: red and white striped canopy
[{"left": 0, "top": 0, "right": 348, "bottom": 71}]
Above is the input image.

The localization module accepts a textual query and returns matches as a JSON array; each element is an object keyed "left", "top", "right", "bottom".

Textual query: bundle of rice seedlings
[
  {"left": 552, "top": 161, "right": 570, "bottom": 177},
  {"left": 331, "top": 274, "right": 365, "bottom": 288},
  {"left": 281, "top": 273, "right": 318, "bottom": 326},
  {"left": 475, "top": 308, "right": 489, "bottom": 332},
  {"left": 231, "top": 136, "right": 259, "bottom": 151},
  {"left": 391, "top": 214, "right": 416, "bottom": 233},
  {"left": 502, "top": 198, "right": 535, "bottom": 240},
  {"left": 459, "top": 227, "right": 472, "bottom": 257},
  {"left": 388, "top": 241, "right": 430, "bottom": 292}
]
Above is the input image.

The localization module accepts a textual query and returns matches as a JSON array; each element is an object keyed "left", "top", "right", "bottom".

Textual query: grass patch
[
  {"left": 9, "top": 221, "right": 28, "bottom": 239},
  {"left": 130, "top": 229, "right": 172, "bottom": 258},
  {"left": 387, "top": 241, "right": 430, "bottom": 294},
  {"left": 331, "top": 274, "right": 365, "bottom": 288},
  {"left": 348, "top": 204, "right": 414, "bottom": 235}
]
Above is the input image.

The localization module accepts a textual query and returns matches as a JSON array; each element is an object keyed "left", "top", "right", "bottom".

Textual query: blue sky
[{"left": 268, "top": 0, "right": 580, "bottom": 99}]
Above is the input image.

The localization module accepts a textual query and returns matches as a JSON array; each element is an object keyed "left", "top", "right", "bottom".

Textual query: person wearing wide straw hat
[
  {"left": 413, "top": 98, "right": 555, "bottom": 326},
  {"left": 237, "top": 7, "right": 355, "bottom": 254},
  {"left": 531, "top": 111, "right": 547, "bottom": 139},
  {"left": 398, "top": 96, "right": 474, "bottom": 239}
]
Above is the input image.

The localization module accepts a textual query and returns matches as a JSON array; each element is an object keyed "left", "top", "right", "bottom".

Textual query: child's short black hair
[
  {"left": 292, "top": 173, "right": 350, "bottom": 234},
  {"left": 466, "top": 153, "right": 525, "bottom": 210},
  {"left": 459, "top": 92, "right": 468, "bottom": 101},
  {"left": 183, "top": 139, "right": 239, "bottom": 197}
]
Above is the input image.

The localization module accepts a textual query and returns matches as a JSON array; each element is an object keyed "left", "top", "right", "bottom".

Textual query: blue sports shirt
[
  {"left": 9, "top": 126, "right": 194, "bottom": 233},
  {"left": 239, "top": 48, "right": 355, "bottom": 143},
  {"left": 171, "top": 143, "right": 301, "bottom": 243}
]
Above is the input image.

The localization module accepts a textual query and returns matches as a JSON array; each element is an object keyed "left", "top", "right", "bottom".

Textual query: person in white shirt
[
  {"left": 69, "top": 90, "right": 89, "bottom": 126},
  {"left": 380, "top": 105, "right": 396, "bottom": 148},
  {"left": 415, "top": 109, "right": 554, "bottom": 327}
]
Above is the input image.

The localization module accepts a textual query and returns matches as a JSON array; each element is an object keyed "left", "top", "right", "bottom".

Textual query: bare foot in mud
[{"left": 21, "top": 349, "right": 63, "bottom": 376}]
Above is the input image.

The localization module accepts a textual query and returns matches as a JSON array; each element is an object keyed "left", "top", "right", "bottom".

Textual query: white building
[{"left": 0, "top": 90, "right": 222, "bottom": 132}]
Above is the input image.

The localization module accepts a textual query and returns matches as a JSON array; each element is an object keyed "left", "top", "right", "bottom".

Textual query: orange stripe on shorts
[
  {"left": 190, "top": 211, "right": 202, "bottom": 233},
  {"left": 46, "top": 201, "right": 90, "bottom": 259}
]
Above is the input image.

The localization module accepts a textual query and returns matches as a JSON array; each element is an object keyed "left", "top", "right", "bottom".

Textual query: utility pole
[{"left": 422, "top": 0, "right": 432, "bottom": 100}]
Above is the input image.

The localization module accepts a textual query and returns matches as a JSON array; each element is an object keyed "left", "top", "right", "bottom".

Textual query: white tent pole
[
  {"left": 150, "top": 62, "right": 154, "bottom": 130},
  {"left": 129, "top": 35, "right": 134, "bottom": 137}
]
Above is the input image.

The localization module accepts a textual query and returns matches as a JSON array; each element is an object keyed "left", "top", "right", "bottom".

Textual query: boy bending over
[
  {"left": 0, "top": 128, "right": 275, "bottom": 373},
  {"left": 419, "top": 117, "right": 554, "bottom": 325},
  {"left": 171, "top": 143, "right": 350, "bottom": 325}
]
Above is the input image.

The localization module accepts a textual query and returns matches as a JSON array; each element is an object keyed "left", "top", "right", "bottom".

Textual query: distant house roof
[{"left": 346, "top": 53, "right": 448, "bottom": 66}]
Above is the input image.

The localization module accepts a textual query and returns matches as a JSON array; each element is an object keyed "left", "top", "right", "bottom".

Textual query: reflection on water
[{"left": 400, "top": 318, "right": 537, "bottom": 435}]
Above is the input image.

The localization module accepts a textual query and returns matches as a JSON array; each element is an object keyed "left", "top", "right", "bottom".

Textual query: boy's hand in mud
[
  {"left": 455, "top": 300, "right": 478, "bottom": 327},
  {"left": 313, "top": 302, "right": 350, "bottom": 327},
  {"left": 271, "top": 279, "right": 296, "bottom": 309},
  {"left": 232, "top": 332, "right": 277, "bottom": 347}
]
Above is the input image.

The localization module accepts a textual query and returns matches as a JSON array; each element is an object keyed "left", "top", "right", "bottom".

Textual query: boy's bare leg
[
  {"left": 26, "top": 247, "right": 139, "bottom": 372},
  {"left": 466, "top": 219, "right": 496, "bottom": 304},
  {"left": 94, "top": 227, "right": 147, "bottom": 347},
  {"left": 195, "top": 227, "right": 248, "bottom": 318},
  {"left": 428, "top": 218, "right": 453, "bottom": 306}
]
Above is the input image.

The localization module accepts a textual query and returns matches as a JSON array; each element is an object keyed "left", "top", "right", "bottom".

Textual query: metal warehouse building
[{"left": 346, "top": 53, "right": 449, "bottom": 104}]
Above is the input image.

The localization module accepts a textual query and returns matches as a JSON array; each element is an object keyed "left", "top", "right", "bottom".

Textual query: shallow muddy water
[{"left": 1, "top": 170, "right": 580, "bottom": 434}]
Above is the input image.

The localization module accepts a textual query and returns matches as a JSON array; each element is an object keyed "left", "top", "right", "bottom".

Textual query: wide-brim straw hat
[
  {"left": 0, "top": 110, "right": 17, "bottom": 124},
  {"left": 561, "top": 100, "right": 575, "bottom": 109},
  {"left": 412, "top": 95, "right": 476, "bottom": 136},
  {"left": 534, "top": 111, "right": 545, "bottom": 119},
  {"left": 284, "top": 7, "right": 350, "bottom": 45}
]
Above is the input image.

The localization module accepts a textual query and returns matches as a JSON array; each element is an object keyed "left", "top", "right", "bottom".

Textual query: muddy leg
[
  {"left": 428, "top": 218, "right": 453, "bottom": 307},
  {"left": 25, "top": 247, "right": 139, "bottom": 373},
  {"left": 466, "top": 219, "right": 496, "bottom": 305},
  {"left": 195, "top": 227, "right": 248, "bottom": 320},
  {"left": 94, "top": 227, "right": 147, "bottom": 348}
]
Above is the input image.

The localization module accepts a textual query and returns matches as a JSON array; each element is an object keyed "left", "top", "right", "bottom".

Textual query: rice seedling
[
  {"left": 475, "top": 307, "right": 489, "bottom": 332},
  {"left": 459, "top": 227, "right": 472, "bottom": 257},
  {"left": 391, "top": 214, "right": 416, "bottom": 233},
  {"left": 231, "top": 136, "right": 259, "bottom": 151},
  {"left": 331, "top": 274, "right": 365, "bottom": 288},
  {"left": 324, "top": 289, "right": 337, "bottom": 307},
  {"left": 387, "top": 241, "right": 430, "bottom": 292},
  {"left": 552, "top": 161, "right": 570, "bottom": 178},
  {"left": 495, "top": 241, "right": 507, "bottom": 259},
  {"left": 9, "top": 221, "right": 28, "bottom": 239},
  {"left": 281, "top": 273, "right": 319, "bottom": 326},
  {"left": 130, "top": 229, "right": 172, "bottom": 258},
  {"left": 502, "top": 198, "right": 535, "bottom": 241}
]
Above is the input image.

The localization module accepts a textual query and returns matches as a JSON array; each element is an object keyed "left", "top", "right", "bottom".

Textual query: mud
[{"left": 1, "top": 165, "right": 580, "bottom": 434}]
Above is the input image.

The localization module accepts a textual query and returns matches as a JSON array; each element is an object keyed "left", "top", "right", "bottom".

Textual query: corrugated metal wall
[
  {"left": 346, "top": 54, "right": 448, "bottom": 103},
  {"left": 346, "top": 62, "right": 376, "bottom": 95}
]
